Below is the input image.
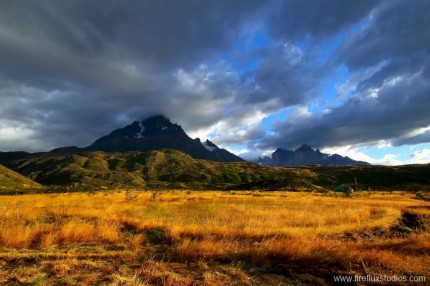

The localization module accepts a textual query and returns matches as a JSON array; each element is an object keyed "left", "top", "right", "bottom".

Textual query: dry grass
[{"left": 0, "top": 190, "right": 429, "bottom": 285}]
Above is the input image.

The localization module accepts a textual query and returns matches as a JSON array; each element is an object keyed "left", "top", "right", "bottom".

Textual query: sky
[{"left": 0, "top": 0, "right": 429, "bottom": 165}]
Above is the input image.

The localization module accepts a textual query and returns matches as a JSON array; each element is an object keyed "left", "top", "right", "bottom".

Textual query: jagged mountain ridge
[
  {"left": 259, "top": 144, "right": 370, "bottom": 166},
  {"left": 55, "top": 115, "right": 244, "bottom": 163}
]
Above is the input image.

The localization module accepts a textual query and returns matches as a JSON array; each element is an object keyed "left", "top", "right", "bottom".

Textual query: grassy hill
[
  {"left": 0, "top": 149, "right": 308, "bottom": 190},
  {"left": 0, "top": 164, "right": 42, "bottom": 192},
  {"left": 303, "top": 164, "right": 430, "bottom": 191},
  {"left": 0, "top": 149, "right": 429, "bottom": 191}
]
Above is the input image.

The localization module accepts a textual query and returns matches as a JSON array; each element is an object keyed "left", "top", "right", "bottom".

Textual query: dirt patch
[
  {"left": 414, "top": 192, "right": 430, "bottom": 202},
  {"left": 340, "top": 212, "right": 428, "bottom": 242},
  {"left": 399, "top": 212, "right": 428, "bottom": 231}
]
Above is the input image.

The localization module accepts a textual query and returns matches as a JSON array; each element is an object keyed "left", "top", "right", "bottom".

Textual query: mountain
[
  {"left": 0, "top": 163, "right": 42, "bottom": 191},
  {"left": 83, "top": 115, "right": 244, "bottom": 162},
  {"left": 259, "top": 144, "right": 369, "bottom": 166}
]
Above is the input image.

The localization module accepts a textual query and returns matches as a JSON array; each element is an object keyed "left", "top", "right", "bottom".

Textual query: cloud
[
  {"left": 0, "top": 1, "right": 264, "bottom": 75},
  {"left": 0, "top": 1, "right": 267, "bottom": 151},
  {"left": 0, "top": 0, "right": 429, "bottom": 165},
  {"left": 259, "top": 0, "right": 430, "bottom": 152},
  {"left": 321, "top": 145, "right": 403, "bottom": 166},
  {"left": 261, "top": 67, "right": 430, "bottom": 149},
  {"left": 392, "top": 128, "right": 430, "bottom": 146},
  {"left": 243, "top": 42, "right": 322, "bottom": 105},
  {"left": 0, "top": 0, "right": 327, "bottom": 152},
  {"left": 337, "top": 0, "right": 430, "bottom": 70},
  {"left": 411, "top": 149, "right": 430, "bottom": 164},
  {"left": 268, "top": 0, "right": 380, "bottom": 42}
]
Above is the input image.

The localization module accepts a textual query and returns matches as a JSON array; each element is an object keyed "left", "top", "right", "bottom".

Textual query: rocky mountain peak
[
  {"left": 261, "top": 144, "right": 369, "bottom": 166},
  {"left": 130, "top": 115, "right": 184, "bottom": 138},
  {"left": 85, "top": 115, "right": 244, "bottom": 162},
  {"left": 296, "top": 144, "right": 313, "bottom": 152},
  {"left": 140, "top": 115, "right": 172, "bottom": 129}
]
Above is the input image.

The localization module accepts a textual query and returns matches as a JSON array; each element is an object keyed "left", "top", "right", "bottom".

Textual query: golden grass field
[{"left": 0, "top": 190, "right": 429, "bottom": 285}]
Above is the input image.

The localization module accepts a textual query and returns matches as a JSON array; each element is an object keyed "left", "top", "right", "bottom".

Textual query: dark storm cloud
[
  {"left": 0, "top": 0, "right": 329, "bottom": 152},
  {"left": 268, "top": 0, "right": 381, "bottom": 41},
  {"left": 1, "top": 0, "right": 429, "bottom": 155},
  {"left": 0, "top": 0, "right": 268, "bottom": 151},
  {"left": 0, "top": 0, "right": 264, "bottom": 73},
  {"left": 337, "top": 0, "right": 430, "bottom": 69},
  {"left": 261, "top": 66, "right": 430, "bottom": 149},
  {"left": 241, "top": 43, "right": 322, "bottom": 106},
  {"left": 0, "top": 0, "right": 264, "bottom": 93},
  {"left": 260, "top": 0, "right": 430, "bottom": 150},
  {"left": 393, "top": 131, "right": 430, "bottom": 147}
]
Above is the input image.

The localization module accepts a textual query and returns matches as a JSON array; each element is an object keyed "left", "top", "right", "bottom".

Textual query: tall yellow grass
[{"left": 0, "top": 190, "right": 429, "bottom": 278}]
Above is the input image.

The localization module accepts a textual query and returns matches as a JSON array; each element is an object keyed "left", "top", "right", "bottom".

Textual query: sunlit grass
[
  {"left": 0, "top": 190, "right": 429, "bottom": 284},
  {"left": 0, "top": 191, "right": 416, "bottom": 241}
]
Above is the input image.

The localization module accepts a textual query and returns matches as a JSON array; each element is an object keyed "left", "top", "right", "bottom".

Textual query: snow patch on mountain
[
  {"left": 202, "top": 141, "right": 216, "bottom": 152},
  {"left": 135, "top": 121, "right": 145, "bottom": 138}
]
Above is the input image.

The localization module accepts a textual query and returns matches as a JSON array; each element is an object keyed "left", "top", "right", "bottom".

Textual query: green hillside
[
  {"left": 0, "top": 164, "right": 42, "bottom": 192},
  {"left": 303, "top": 164, "right": 430, "bottom": 190},
  {"left": 1, "top": 150, "right": 430, "bottom": 191},
  {"left": 0, "top": 149, "right": 308, "bottom": 190}
]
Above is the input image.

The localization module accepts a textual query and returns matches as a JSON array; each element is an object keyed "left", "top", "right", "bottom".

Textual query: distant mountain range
[
  {"left": 3, "top": 115, "right": 369, "bottom": 167},
  {"left": 2, "top": 115, "right": 430, "bottom": 192},
  {"left": 53, "top": 115, "right": 244, "bottom": 163},
  {"left": 79, "top": 114, "right": 368, "bottom": 166},
  {"left": 259, "top": 144, "right": 369, "bottom": 166}
]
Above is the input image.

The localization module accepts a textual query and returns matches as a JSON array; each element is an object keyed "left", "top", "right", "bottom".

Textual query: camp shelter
[{"left": 335, "top": 184, "right": 353, "bottom": 193}]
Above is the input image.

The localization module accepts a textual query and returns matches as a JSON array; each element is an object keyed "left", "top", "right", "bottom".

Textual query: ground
[{"left": 0, "top": 190, "right": 429, "bottom": 285}]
